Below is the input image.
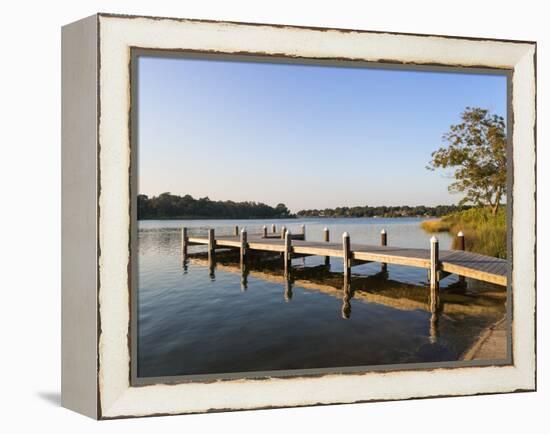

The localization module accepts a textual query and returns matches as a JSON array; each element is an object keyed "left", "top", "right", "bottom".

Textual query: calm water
[{"left": 137, "top": 217, "right": 506, "bottom": 378}]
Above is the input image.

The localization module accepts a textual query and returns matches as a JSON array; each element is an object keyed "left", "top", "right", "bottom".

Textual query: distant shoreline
[
  {"left": 137, "top": 215, "right": 435, "bottom": 221},
  {"left": 138, "top": 216, "right": 297, "bottom": 221}
]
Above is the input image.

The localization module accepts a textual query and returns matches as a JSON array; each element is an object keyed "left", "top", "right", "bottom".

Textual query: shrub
[{"left": 421, "top": 207, "right": 506, "bottom": 258}]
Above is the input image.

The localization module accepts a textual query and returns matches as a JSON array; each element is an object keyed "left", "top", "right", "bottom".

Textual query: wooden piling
[
  {"left": 240, "top": 228, "right": 248, "bottom": 266},
  {"left": 281, "top": 226, "right": 287, "bottom": 240},
  {"left": 323, "top": 227, "right": 330, "bottom": 267},
  {"left": 301, "top": 224, "right": 306, "bottom": 239},
  {"left": 284, "top": 230, "right": 292, "bottom": 276},
  {"left": 456, "top": 230, "right": 465, "bottom": 251},
  {"left": 234, "top": 225, "right": 239, "bottom": 236},
  {"left": 430, "top": 236, "right": 440, "bottom": 292},
  {"left": 343, "top": 232, "right": 351, "bottom": 278},
  {"left": 262, "top": 225, "right": 268, "bottom": 238},
  {"left": 272, "top": 223, "right": 276, "bottom": 234},
  {"left": 456, "top": 231, "right": 466, "bottom": 284},
  {"left": 380, "top": 229, "right": 387, "bottom": 273}
]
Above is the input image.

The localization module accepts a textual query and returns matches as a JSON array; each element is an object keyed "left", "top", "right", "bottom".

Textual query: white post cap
[
  {"left": 241, "top": 227, "right": 246, "bottom": 233},
  {"left": 430, "top": 235, "right": 438, "bottom": 243},
  {"left": 324, "top": 227, "right": 329, "bottom": 231},
  {"left": 343, "top": 232, "right": 350, "bottom": 238},
  {"left": 457, "top": 231, "right": 464, "bottom": 237},
  {"left": 381, "top": 229, "right": 387, "bottom": 234}
]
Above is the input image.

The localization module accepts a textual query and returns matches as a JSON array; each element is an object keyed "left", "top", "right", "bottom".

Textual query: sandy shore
[{"left": 461, "top": 317, "right": 508, "bottom": 361}]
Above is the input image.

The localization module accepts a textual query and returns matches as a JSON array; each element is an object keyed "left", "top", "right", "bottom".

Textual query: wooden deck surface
[{"left": 187, "top": 233, "right": 507, "bottom": 286}]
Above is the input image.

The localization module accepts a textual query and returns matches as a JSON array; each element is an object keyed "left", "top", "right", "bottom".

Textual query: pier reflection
[
  {"left": 341, "top": 274, "right": 353, "bottom": 319},
  {"left": 241, "top": 261, "right": 249, "bottom": 291},
  {"left": 208, "top": 254, "right": 216, "bottom": 281},
  {"left": 284, "top": 277, "right": 293, "bottom": 301},
  {"left": 429, "top": 286, "right": 441, "bottom": 343},
  {"left": 186, "top": 250, "right": 505, "bottom": 338}
]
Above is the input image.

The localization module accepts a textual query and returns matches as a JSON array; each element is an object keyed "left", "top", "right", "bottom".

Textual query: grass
[{"left": 421, "top": 207, "right": 507, "bottom": 259}]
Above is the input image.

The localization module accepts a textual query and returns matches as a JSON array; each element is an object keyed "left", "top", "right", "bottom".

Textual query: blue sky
[{"left": 137, "top": 55, "right": 507, "bottom": 212}]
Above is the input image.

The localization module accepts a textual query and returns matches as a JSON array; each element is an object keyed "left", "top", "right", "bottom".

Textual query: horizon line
[{"left": 137, "top": 191, "right": 494, "bottom": 211}]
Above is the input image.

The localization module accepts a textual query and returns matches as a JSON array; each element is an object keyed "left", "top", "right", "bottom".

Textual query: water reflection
[
  {"left": 284, "top": 277, "right": 293, "bottom": 301},
  {"left": 186, "top": 249, "right": 502, "bottom": 326},
  {"left": 208, "top": 259, "right": 216, "bottom": 281},
  {"left": 341, "top": 275, "right": 353, "bottom": 319},
  {"left": 240, "top": 261, "right": 249, "bottom": 291},
  {"left": 429, "top": 286, "right": 441, "bottom": 344}
]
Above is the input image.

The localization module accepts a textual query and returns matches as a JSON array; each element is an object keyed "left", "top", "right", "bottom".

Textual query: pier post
[
  {"left": 380, "top": 229, "right": 388, "bottom": 273},
  {"left": 262, "top": 225, "right": 267, "bottom": 238},
  {"left": 323, "top": 227, "right": 330, "bottom": 267},
  {"left": 429, "top": 236, "right": 440, "bottom": 292},
  {"left": 234, "top": 225, "right": 239, "bottom": 237},
  {"left": 284, "top": 230, "right": 292, "bottom": 276},
  {"left": 208, "top": 228, "right": 216, "bottom": 270},
  {"left": 181, "top": 227, "right": 188, "bottom": 260},
  {"left": 281, "top": 226, "right": 287, "bottom": 240},
  {"left": 456, "top": 230, "right": 465, "bottom": 250},
  {"left": 456, "top": 231, "right": 466, "bottom": 285},
  {"left": 343, "top": 232, "right": 351, "bottom": 278},
  {"left": 301, "top": 224, "right": 306, "bottom": 240},
  {"left": 272, "top": 223, "right": 276, "bottom": 234},
  {"left": 240, "top": 228, "right": 248, "bottom": 266}
]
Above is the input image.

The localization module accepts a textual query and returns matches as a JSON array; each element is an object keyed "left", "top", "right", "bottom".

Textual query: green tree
[
  {"left": 428, "top": 107, "right": 506, "bottom": 216},
  {"left": 274, "top": 203, "right": 291, "bottom": 217}
]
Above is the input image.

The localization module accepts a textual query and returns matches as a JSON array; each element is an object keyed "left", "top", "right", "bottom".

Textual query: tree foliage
[
  {"left": 137, "top": 193, "right": 293, "bottom": 220},
  {"left": 428, "top": 107, "right": 506, "bottom": 216}
]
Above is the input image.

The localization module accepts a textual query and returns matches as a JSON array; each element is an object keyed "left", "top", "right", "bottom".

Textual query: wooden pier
[{"left": 182, "top": 225, "right": 507, "bottom": 288}]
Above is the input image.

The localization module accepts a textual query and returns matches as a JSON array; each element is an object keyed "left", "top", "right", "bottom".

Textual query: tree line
[
  {"left": 138, "top": 193, "right": 293, "bottom": 219},
  {"left": 297, "top": 204, "right": 471, "bottom": 218}
]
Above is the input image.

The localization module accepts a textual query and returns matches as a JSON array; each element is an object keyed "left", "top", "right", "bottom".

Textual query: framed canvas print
[{"left": 61, "top": 13, "right": 536, "bottom": 419}]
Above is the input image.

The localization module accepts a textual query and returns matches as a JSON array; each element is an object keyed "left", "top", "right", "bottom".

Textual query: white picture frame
[{"left": 61, "top": 13, "right": 536, "bottom": 419}]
